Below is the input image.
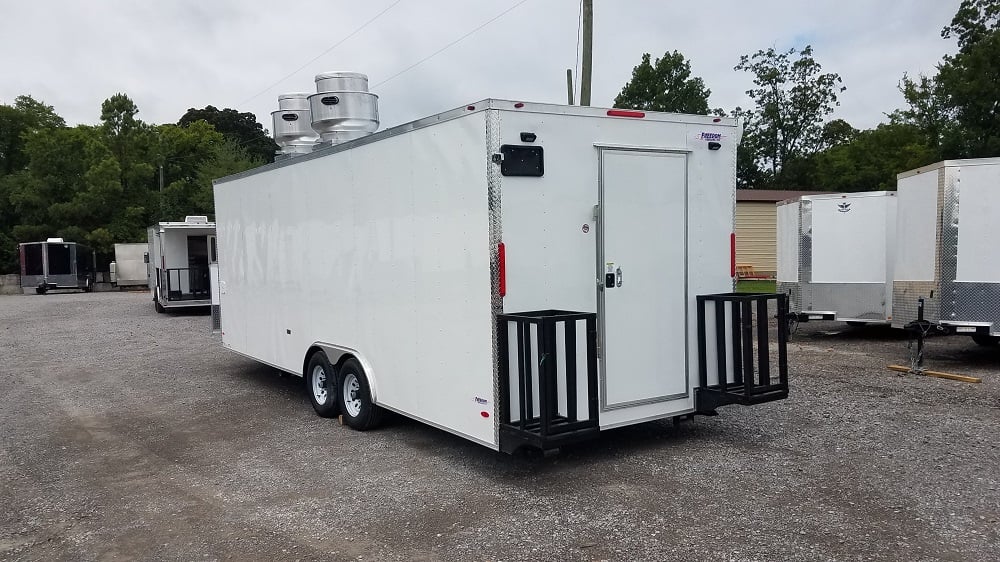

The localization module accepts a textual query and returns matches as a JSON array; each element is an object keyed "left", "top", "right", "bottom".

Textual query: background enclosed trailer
[
  {"left": 892, "top": 158, "right": 1000, "bottom": 341},
  {"left": 147, "top": 217, "right": 216, "bottom": 312},
  {"left": 213, "top": 100, "right": 788, "bottom": 452},
  {"left": 777, "top": 192, "right": 897, "bottom": 324},
  {"left": 18, "top": 239, "right": 96, "bottom": 294},
  {"left": 110, "top": 243, "right": 150, "bottom": 287}
]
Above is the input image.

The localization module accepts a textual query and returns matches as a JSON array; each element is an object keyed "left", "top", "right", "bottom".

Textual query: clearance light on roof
[
  {"left": 730, "top": 233, "right": 736, "bottom": 278},
  {"left": 607, "top": 109, "right": 645, "bottom": 118},
  {"left": 498, "top": 242, "right": 506, "bottom": 297}
]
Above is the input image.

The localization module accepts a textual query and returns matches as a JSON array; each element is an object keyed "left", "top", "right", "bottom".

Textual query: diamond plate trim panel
[
  {"left": 776, "top": 281, "right": 801, "bottom": 313},
  {"left": 799, "top": 283, "right": 888, "bottom": 320},
  {"left": 486, "top": 109, "right": 503, "bottom": 445},
  {"left": 799, "top": 199, "right": 813, "bottom": 284},
  {"left": 891, "top": 281, "right": 940, "bottom": 328}
]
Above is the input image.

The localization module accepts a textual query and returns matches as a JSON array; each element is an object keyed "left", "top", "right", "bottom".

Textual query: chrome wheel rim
[
  {"left": 343, "top": 372, "right": 362, "bottom": 417},
  {"left": 311, "top": 365, "right": 328, "bottom": 405}
]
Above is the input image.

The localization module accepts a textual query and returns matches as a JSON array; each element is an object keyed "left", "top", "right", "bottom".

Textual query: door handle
[{"left": 615, "top": 267, "right": 623, "bottom": 288}]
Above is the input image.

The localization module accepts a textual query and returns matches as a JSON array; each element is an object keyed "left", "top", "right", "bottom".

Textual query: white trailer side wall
[
  {"left": 956, "top": 163, "right": 1000, "bottom": 282},
  {"left": 215, "top": 112, "right": 497, "bottom": 447},
  {"left": 776, "top": 202, "right": 800, "bottom": 283},
  {"left": 811, "top": 195, "right": 891, "bottom": 283},
  {"left": 894, "top": 171, "right": 939, "bottom": 281}
]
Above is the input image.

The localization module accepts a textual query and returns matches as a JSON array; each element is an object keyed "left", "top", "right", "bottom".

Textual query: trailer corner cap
[
  {"left": 46, "top": 237, "right": 64, "bottom": 243},
  {"left": 184, "top": 216, "right": 210, "bottom": 223}
]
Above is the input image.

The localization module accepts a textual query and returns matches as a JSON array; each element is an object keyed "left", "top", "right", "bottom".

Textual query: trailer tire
[
  {"left": 35, "top": 287, "right": 47, "bottom": 295},
  {"left": 154, "top": 300, "right": 165, "bottom": 313},
  {"left": 306, "top": 351, "right": 339, "bottom": 418},
  {"left": 846, "top": 321, "right": 867, "bottom": 327},
  {"left": 338, "top": 358, "right": 383, "bottom": 430},
  {"left": 972, "top": 334, "right": 1000, "bottom": 347}
]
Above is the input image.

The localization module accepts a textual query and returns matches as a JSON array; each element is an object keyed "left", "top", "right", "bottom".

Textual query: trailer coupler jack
[{"left": 887, "top": 298, "right": 981, "bottom": 384}]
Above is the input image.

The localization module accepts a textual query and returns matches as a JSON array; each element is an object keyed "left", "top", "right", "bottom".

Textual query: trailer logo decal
[
  {"left": 581, "top": 224, "right": 590, "bottom": 234},
  {"left": 837, "top": 202, "right": 852, "bottom": 213},
  {"left": 698, "top": 132, "right": 723, "bottom": 142},
  {"left": 474, "top": 397, "right": 488, "bottom": 405}
]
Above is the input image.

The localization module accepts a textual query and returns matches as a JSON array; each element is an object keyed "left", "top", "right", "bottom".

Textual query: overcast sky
[{"left": 0, "top": 0, "right": 960, "bottom": 134}]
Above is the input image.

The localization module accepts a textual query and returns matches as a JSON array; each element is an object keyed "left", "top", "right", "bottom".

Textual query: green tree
[
  {"left": 735, "top": 45, "right": 845, "bottom": 188},
  {"left": 812, "top": 123, "right": 939, "bottom": 192},
  {"left": 0, "top": 95, "right": 65, "bottom": 176},
  {"left": 614, "top": 51, "right": 715, "bottom": 114},
  {"left": 898, "top": 0, "right": 1000, "bottom": 157},
  {"left": 178, "top": 106, "right": 278, "bottom": 163}
]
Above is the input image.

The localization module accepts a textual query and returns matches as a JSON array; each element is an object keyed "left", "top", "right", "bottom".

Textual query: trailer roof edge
[
  {"left": 214, "top": 99, "right": 738, "bottom": 185},
  {"left": 897, "top": 157, "right": 1000, "bottom": 180}
]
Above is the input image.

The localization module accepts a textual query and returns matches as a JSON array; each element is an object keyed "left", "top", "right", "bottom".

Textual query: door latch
[{"left": 615, "top": 267, "right": 623, "bottom": 288}]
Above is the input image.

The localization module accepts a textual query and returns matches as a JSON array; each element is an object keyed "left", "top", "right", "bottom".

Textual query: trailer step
[
  {"left": 695, "top": 293, "right": 790, "bottom": 413},
  {"left": 497, "top": 310, "right": 599, "bottom": 454}
]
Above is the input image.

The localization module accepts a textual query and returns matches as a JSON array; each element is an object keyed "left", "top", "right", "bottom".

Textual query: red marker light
[
  {"left": 607, "top": 109, "right": 645, "bottom": 118},
  {"left": 467, "top": 105, "right": 476, "bottom": 111},
  {"left": 498, "top": 242, "right": 506, "bottom": 297},
  {"left": 514, "top": 102, "right": 524, "bottom": 108},
  {"left": 730, "top": 233, "right": 736, "bottom": 278},
  {"left": 480, "top": 411, "right": 490, "bottom": 418},
  {"left": 713, "top": 117, "right": 722, "bottom": 122}
]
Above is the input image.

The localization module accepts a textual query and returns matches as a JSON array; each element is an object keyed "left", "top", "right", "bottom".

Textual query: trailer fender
[{"left": 306, "top": 343, "right": 380, "bottom": 404}]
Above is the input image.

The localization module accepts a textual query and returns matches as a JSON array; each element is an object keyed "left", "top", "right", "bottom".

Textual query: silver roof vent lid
[
  {"left": 309, "top": 71, "right": 379, "bottom": 147},
  {"left": 184, "top": 216, "right": 210, "bottom": 224},
  {"left": 272, "top": 93, "right": 319, "bottom": 158}
]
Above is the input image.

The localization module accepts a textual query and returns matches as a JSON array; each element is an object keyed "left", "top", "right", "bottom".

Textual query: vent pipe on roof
[
  {"left": 272, "top": 93, "right": 319, "bottom": 159},
  {"left": 309, "top": 71, "right": 379, "bottom": 148}
]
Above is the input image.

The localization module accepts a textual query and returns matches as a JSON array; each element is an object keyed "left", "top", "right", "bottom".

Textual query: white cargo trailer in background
[
  {"left": 892, "top": 158, "right": 1000, "bottom": 345},
  {"left": 777, "top": 192, "right": 897, "bottom": 325},
  {"left": 213, "top": 99, "right": 789, "bottom": 453},
  {"left": 147, "top": 216, "right": 216, "bottom": 313},
  {"left": 109, "top": 243, "right": 149, "bottom": 288}
]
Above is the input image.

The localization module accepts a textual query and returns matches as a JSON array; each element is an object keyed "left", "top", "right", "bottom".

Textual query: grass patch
[{"left": 736, "top": 279, "right": 776, "bottom": 294}]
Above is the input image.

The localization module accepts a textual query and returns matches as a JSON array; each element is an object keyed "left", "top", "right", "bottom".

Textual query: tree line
[
  {"left": 614, "top": 0, "right": 999, "bottom": 191},
  {"left": 0, "top": 95, "right": 275, "bottom": 272}
]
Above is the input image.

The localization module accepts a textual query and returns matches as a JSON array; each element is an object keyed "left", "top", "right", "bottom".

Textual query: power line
[
  {"left": 371, "top": 0, "right": 532, "bottom": 90},
  {"left": 239, "top": 0, "right": 405, "bottom": 106}
]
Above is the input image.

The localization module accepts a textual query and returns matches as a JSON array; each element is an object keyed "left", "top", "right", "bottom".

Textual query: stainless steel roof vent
[
  {"left": 272, "top": 93, "right": 319, "bottom": 157},
  {"left": 309, "top": 71, "right": 379, "bottom": 147}
]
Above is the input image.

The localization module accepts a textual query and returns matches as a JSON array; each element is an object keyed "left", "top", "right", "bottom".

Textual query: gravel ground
[{"left": 1, "top": 291, "right": 998, "bottom": 561}]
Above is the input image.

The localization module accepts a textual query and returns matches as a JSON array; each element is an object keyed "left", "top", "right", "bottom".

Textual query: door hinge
[{"left": 592, "top": 204, "right": 599, "bottom": 222}]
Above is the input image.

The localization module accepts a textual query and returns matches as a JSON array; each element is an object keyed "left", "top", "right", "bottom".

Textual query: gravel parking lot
[{"left": 1, "top": 291, "right": 998, "bottom": 561}]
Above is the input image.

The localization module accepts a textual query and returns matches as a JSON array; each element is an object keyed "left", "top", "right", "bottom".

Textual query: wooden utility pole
[
  {"left": 580, "top": 0, "right": 593, "bottom": 106},
  {"left": 566, "top": 69, "right": 575, "bottom": 105}
]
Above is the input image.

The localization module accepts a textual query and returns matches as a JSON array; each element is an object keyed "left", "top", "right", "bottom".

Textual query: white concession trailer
[
  {"left": 148, "top": 216, "right": 216, "bottom": 313},
  {"left": 213, "top": 99, "right": 789, "bottom": 453},
  {"left": 110, "top": 243, "right": 150, "bottom": 288},
  {"left": 892, "top": 158, "right": 1000, "bottom": 345},
  {"left": 777, "top": 192, "right": 897, "bottom": 324}
]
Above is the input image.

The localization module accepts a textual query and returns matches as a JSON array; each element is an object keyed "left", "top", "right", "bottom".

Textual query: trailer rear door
[{"left": 598, "top": 148, "right": 688, "bottom": 409}]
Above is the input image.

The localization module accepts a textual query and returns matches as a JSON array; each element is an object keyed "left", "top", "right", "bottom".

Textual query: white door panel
[{"left": 600, "top": 149, "right": 688, "bottom": 408}]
